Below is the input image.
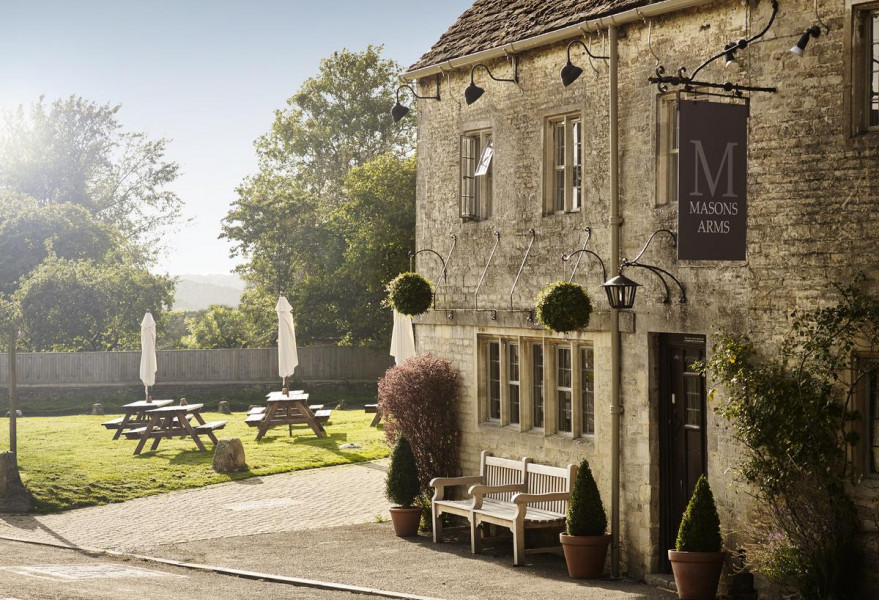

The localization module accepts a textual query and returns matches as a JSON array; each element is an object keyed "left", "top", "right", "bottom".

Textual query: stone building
[{"left": 400, "top": 0, "right": 878, "bottom": 590}]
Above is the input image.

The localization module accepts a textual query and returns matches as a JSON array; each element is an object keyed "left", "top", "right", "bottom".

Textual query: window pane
[
  {"left": 555, "top": 171, "right": 565, "bottom": 211},
  {"left": 533, "top": 344, "right": 544, "bottom": 428},
  {"left": 870, "top": 12, "right": 879, "bottom": 127},
  {"left": 684, "top": 375, "right": 701, "bottom": 428},
  {"left": 572, "top": 120, "right": 582, "bottom": 211},
  {"left": 555, "top": 122, "right": 565, "bottom": 166},
  {"left": 508, "top": 343, "right": 520, "bottom": 425},
  {"left": 580, "top": 346, "right": 594, "bottom": 435},
  {"left": 868, "top": 364, "right": 879, "bottom": 474},
  {"left": 488, "top": 342, "right": 500, "bottom": 420},
  {"left": 461, "top": 136, "right": 477, "bottom": 217},
  {"left": 558, "top": 390, "right": 572, "bottom": 433},
  {"left": 557, "top": 347, "right": 572, "bottom": 433}
]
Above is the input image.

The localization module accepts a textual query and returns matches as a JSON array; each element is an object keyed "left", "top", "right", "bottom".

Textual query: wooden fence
[{"left": 0, "top": 347, "right": 394, "bottom": 386}]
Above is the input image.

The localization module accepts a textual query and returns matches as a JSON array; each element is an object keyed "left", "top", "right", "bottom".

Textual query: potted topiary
[
  {"left": 535, "top": 281, "right": 592, "bottom": 333},
  {"left": 387, "top": 272, "right": 433, "bottom": 317},
  {"left": 386, "top": 436, "right": 422, "bottom": 537},
  {"left": 668, "top": 475, "right": 724, "bottom": 600},
  {"left": 559, "top": 459, "right": 611, "bottom": 578}
]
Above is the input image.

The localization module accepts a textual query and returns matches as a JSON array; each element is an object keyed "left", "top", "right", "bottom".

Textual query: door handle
[{"left": 671, "top": 393, "right": 676, "bottom": 405}]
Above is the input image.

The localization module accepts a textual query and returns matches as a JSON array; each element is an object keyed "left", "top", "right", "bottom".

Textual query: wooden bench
[
  {"left": 101, "top": 417, "right": 126, "bottom": 430},
  {"left": 194, "top": 421, "right": 227, "bottom": 433},
  {"left": 471, "top": 461, "right": 577, "bottom": 566},
  {"left": 430, "top": 451, "right": 530, "bottom": 545},
  {"left": 364, "top": 404, "right": 382, "bottom": 426}
]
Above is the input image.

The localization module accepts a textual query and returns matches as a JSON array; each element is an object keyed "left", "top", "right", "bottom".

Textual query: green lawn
[{"left": 3, "top": 409, "right": 389, "bottom": 513}]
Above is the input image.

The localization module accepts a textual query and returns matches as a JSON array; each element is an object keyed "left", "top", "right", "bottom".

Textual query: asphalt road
[{"left": 0, "top": 539, "right": 387, "bottom": 600}]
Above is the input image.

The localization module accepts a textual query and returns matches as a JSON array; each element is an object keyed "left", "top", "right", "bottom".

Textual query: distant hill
[{"left": 173, "top": 274, "right": 245, "bottom": 311}]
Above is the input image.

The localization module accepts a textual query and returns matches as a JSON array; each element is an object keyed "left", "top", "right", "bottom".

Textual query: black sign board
[{"left": 677, "top": 100, "right": 748, "bottom": 261}]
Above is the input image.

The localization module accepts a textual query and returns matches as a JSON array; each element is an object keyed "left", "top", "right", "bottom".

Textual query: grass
[{"left": 2, "top": 408, "right": 389, "bottom": 513}]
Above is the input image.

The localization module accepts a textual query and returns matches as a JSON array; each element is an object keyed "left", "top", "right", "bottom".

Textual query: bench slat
[{"left": 195, "top": 421, "right": 227, "bottom": 432}]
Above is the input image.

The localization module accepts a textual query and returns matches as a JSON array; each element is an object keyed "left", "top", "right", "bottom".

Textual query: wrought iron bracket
[
  {"left": 650, "top": 0, "right": 779, "bottom": 95},
  {"left": 509, "top": 228, "right": 536, "bottom": 310},
  {"left": 475, "top": 231, "right": 501, "bottom": 311},
  {"left": 562, "top": 227, "right": 608, "bottom": 283},
  {"left": 619, "top": 229, "right": 687, "bottom": 304},
  {"left": 409, "top": 233, "right": 456, "bottom": 310}
]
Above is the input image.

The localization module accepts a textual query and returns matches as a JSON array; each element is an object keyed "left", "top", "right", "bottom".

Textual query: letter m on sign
[{"left": 677, "top": 100, "right": 748, "bottom": 261}]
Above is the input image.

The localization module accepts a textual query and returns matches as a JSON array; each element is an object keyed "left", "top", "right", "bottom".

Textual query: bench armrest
[
  {"left": 469, "top": 483, "right": 526, "bottom": 509},
  {"left": 430, "top": 475, "right": 483, "bottom": 501},
  {"left": 512, "top": 491, "right": 571, "bottom": 505}
]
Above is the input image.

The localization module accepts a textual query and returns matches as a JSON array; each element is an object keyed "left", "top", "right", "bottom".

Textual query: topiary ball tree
[
  {"left": 566, "top": 458, "right": 607, "bottom": 536},
  {"left": 387, "top": 272, "right": 433, "bottom": 317},
  {"left": 535, "top": 281, "right": 592, "bottom": 333},
  {"left": 385, "top": 436, "right": 420, "bottom": 508},
  {"left": 676, "top": 474, "right": 722, "bottom": 552}
]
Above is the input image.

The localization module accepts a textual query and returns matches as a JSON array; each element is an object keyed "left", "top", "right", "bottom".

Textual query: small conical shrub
[
  {"left": 676, "top": 475, "right": 722, "bottom": 552},
  {"left": 385, "top": 437, "right": 420, "bottom": 508},
  {"left": 566, "top": 459, "right": 607, "bottom": 536}
]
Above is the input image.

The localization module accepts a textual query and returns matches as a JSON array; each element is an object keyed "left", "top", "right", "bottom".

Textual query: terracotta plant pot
[
  {"left": 668, "top": 550, "right": 725, "bottom": 600},
  {"left": 389, "top": 506, "right": 421, "bottom": 537},
  {"left": 559, "top": 533, "right": 611, "bottom": 578}
]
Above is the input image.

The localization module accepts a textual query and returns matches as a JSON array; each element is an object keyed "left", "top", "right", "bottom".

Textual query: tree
[
  {"left": 222, "top": 47, "right": 416, "bottom": 346},
  {"left": 183, "top": 305, "right": 252, "bottom": 349},
  {"left": 254, "top": 45, "right": 414, "bottom": 203},
  {"left": 14, "top": 255, "right": 174, "bottom": 352},
  {"left": 0, "top": 96, "right": 183, "bottom": 251}
]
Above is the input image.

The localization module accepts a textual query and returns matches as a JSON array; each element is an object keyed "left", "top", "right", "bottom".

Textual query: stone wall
[{"left": 411, "top": 0, "right": 879, "bottom": 589}]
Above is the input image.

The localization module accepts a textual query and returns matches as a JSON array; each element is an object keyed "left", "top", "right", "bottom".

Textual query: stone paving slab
[{"left": 0, "top": 460, "right": 389, "bottom": 553}]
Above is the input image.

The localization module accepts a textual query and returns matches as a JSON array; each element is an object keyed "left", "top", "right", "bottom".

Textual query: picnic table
[
  {"left": 123, "top": 403, "right": 226, "bottom": 455},
  {"left": 246, "top": 391, "right": 331, "bottom": 441},
  {"left": 102, "top": 399, "right": 174, "bottom": 440}
]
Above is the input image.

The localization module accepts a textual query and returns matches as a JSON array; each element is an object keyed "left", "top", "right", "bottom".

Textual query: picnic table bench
[
  {"left": 430, "top": 451, "right": 577, "bottom": 566},
  {"left": 246, "top": 391, "right": 331, "bottom": 440},
  {"left": 123, "top": 403, "right": 226, "bottom": 455},
  {"left": 102, "top": 399, "right": 174, "bottom": 440},
  {"left": 364, "top": 403, "right": 382, "bottom": 427}
]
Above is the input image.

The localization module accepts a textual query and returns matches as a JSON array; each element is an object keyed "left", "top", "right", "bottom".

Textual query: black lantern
[
  {"left": 602, "top": 273, "right": 641, "bottom": 310},
  {"left": 390, "top": 75, "right": 441, "bottom": 123},
  {"left": 559, "top": 39, "right": 607, "bottom": 87},
  {"left": 464, "top": 60, "right": 519, "bottom": 105}
]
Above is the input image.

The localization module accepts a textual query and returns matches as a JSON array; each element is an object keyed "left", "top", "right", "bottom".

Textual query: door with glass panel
[{"left": 658, "top": 334, "right": 707, "bottom": 572}]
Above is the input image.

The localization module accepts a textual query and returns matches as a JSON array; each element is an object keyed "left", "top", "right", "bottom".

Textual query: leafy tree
[
  {"left": 14, "top": 255, "right": 173, "bottom": 351},
  {"left": 255, "top": 45, "right": 413, "bottom": 203},
  {"left": 157, "top": 310, "right": 192, "bottom": 350},
  {"left": 183, "top": 305, "right": 252, "bottom": 349},
  {"left": 0, "top": 96, "right": 183, "bottom": 250},
  {"left": 222, "top": 47, "right": 416, "bottom": 346}
]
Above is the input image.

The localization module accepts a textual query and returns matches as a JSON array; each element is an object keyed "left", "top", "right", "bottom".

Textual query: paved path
[{"left": 0, "top": 460, "right": 389, "bottom": 553}]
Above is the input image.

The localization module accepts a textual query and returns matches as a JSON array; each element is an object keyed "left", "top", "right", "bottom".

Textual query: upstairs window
[
  {"left": 544, "top": 113, "right": 583, "bottom": 214},
  {"left": 656, "top": 95, "right": 679, "bottom": 206},
  {"left": 862, "top": 8, "right": 879, "bottom": 130},
  {"left": 461, "top": 129, "right": 493, "bottom": 220}
]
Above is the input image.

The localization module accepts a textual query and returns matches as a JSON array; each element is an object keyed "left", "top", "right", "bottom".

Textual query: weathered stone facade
[{"left": 408, "top": 0, "right": 879, "bottom": 591}]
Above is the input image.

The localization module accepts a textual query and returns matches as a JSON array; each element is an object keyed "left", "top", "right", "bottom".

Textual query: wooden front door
[{"left": 658, "top": 334, "right": 707, "bottom": 572}]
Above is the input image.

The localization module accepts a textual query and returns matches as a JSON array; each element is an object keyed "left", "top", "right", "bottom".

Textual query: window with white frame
[
  {"left": 532, "top": 343, "right": 544, "bottom": 428},
  {"left": 656, "top": 95, "right": 679, "bottom": 206},
  {"left": 461, "top": 130, "right": 493, "bottom": 220},
  {"left": 580, "top": 345, "right": 595, "bottom": 435},
  {"left": 487, "top": 341, "right": 501, "bottom": 421},
  {"left": 507, "top": 342, "right": 520, "bottom": 425},
  {"left": 557, "top": 346, "right": 573, "bottom": 433},
  {"left": 544, "top": 113, "right": 583, "bottom": 214}
]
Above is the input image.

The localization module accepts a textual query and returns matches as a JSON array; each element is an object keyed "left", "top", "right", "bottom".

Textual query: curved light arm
[
  {"left": 566, "top": 39, "right": 609, "bottom": 62},
  {"left": 395, "top": 74, "right": 441, "bottom": 103},
  {"left": 470, "top": 60, "right": 519, "bottom": 85}
]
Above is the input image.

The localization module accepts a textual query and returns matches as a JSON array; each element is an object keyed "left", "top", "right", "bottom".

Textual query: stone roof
[{"left": 409, "top": 0, "right": 648, "bottom": 72}]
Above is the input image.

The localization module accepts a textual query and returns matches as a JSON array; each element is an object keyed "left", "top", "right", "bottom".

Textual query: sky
[{"left": 0, "top": 0, "right": 473, "bottom": 276}]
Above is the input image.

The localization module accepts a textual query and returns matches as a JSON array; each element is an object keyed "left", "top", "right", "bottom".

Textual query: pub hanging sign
[{"left": 677, "top": 99, "right": 748, "bottom": 261}]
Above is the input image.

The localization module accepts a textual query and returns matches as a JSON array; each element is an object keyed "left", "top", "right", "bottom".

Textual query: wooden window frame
[
  {"left": 487, "top": 340, "right": 501, "bottom": 422},
  {"left": 460, "top": 129, "right": 493, "bottom": 221},
  {"left": 580, "top": 345, "right": 595, "bottom": 436},
  {"left": 543, "top": 113, "right": 584, "bottom": 215},
  {"left": 556, "top": 346, "right": 573, "bottom": 434},
  {"left": 507, "top": 342, "right": 520, "bottom": 425},
  {"left": 655, "top": 94, "right": 679, "bottom": 207}
]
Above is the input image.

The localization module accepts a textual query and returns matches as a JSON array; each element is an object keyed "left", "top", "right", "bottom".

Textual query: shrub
[
  {"left": 378, "top": 353, "right": 461, "bottom": 493},
  {"left": 676, "top": 475, "right": 722, "bottom": 552},
  {"left": 387, "top": 272, "right": 433, "bottom": 317},
  {"left": 566, "top": 459, "right": 607, "bottom": 536},
  {"left": 535, "top": 281, "right": 592, "bottom": 333},
  {"left": 385, "top": 437, "right": 420, "bottom": 508}
]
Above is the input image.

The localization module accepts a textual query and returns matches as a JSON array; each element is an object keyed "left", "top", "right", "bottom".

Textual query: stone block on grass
[{"left": 213, "top": 438, "right": 246, "bottom": 473}]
